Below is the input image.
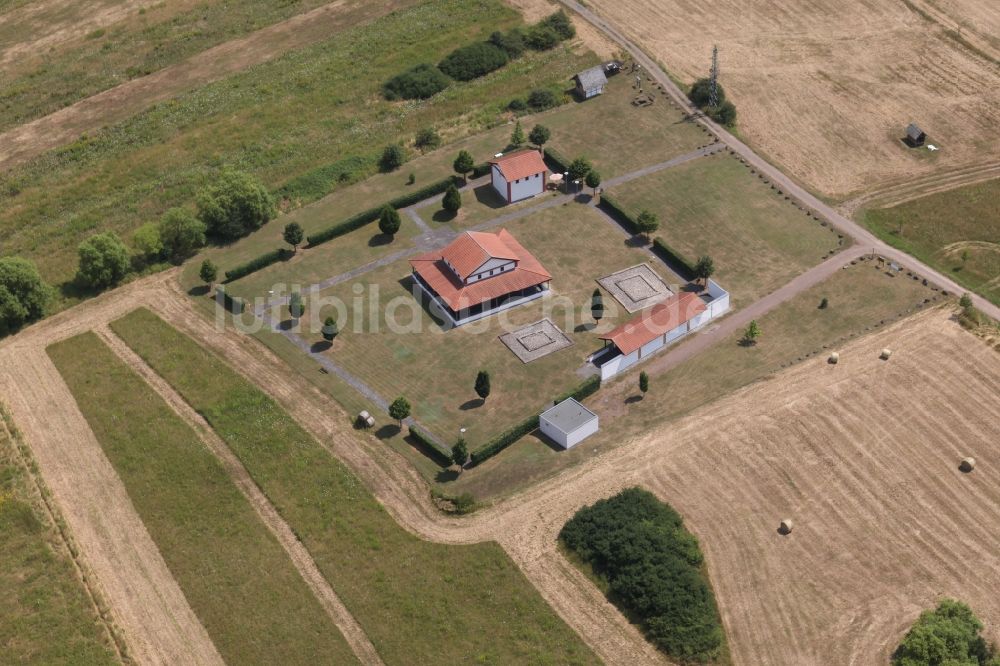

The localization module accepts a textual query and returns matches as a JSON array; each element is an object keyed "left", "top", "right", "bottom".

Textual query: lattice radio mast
[{"left": 709, "top": 45, "right": 720, "bottom": 108}]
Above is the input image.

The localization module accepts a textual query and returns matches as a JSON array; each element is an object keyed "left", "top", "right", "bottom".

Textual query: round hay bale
[
  {"left": 359, "top": 410, "right": 370, "bottom": 421},
  {"left": 960, "top": 457, "right": 976, "bottom": 473},
  {"left": 779, "top": 519, "right": 793, "bottom": 535},
  {"left": 828, "top": 352, "right": 839, "bottom": 364},
  {"left": 880, "top": 348, "right": 892, "bottom": 360}
]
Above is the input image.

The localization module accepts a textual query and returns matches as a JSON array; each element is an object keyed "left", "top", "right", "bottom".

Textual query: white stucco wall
[
  {"left": 491, "top": 166, "right": 508, "bottom": 201},
  {"left": 508, "top": 172, "right": 544, "bottom": 203}
]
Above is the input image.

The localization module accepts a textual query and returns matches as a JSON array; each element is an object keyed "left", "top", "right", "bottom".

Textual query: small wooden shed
[
  {"left": 905, "top": 123, "right": 926, "bottom": 147},
  {"left": 573, "top": 66, "right": 608, "bottom": 99}
]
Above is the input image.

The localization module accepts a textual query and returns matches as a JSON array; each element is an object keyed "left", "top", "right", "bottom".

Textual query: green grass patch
[
  {"left": 0, "top": 0, "right": 351, "bottom": 131},
  {"left": 605, "top": 151, "right": 842, "bottom": 307},
  {"left": 0, "top": 408, "right": 119, "bottom": 666},
  {"left": 860, "top": 177, "right": 1000, "bottom": 306},
  {"left": 47, "top": 333, "right": 359, "bottom": 665},
  {"left": 109, "top": 307, "right": 598, "bottom": 666},
  {"left": 0, "top": 0, "right": 594, "bottom": 310}
]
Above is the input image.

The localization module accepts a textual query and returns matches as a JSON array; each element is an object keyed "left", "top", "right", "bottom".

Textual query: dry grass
[
  {"left": 301, "top": 203, "right": 660, "bottom": 444},
  {"left": 582, "top": 0, "right": 1000, "bottom": 199},
  {"left": 605, "top": 151, "right": 842, "bottom": 307},
  {"left": 450, "top": 257, "right": 942, "bottom": 500}
]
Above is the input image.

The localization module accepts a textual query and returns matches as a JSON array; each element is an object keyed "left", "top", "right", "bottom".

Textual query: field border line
[
  {"left": 0, "top": 402, "right": 130, "bottom": 664},
  {"left": 94, "top": 325, "right": 385, "bottom": 666}
]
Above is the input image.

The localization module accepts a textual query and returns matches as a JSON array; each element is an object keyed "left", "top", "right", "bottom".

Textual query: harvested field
[
  {"left": 581, "top": 0, "right": 1000, "bottom": 199},
  {"left": 491, "top": 308, "right": 1000, "bottom": 665}
]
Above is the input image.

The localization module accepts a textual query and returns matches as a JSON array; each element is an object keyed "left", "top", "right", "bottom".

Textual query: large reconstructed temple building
[{"left": 409, "top": 229, "right": 551, "bottom": 326}]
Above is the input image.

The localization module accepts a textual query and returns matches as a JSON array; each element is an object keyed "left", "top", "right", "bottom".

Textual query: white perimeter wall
[{"left": 509, "top": 172, "right": 544, "bottom": 203}]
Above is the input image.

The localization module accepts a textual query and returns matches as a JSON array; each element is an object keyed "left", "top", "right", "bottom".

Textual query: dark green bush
[
  {"left": 539, "top": 10, "right": 576, "bottom": 40},
  {"left": 223, "top": 248, "right": 291, "bottom": 282},
  {"left": 379, "top": 144, "right": 405, "bottom": 172},
  {"left": 471, "top": 162, "right": 492, "bottom": 178},
  {"left": 0, "top": 256, "right": 50, "bottom": 333},
  {"left": 553, "top": 376, "right": 600, "bottom": 405},
  {"left": 469, "top": 414, "right": 540, "bottom": 466},
  {"left": 527, "top": 88, "right": 558, "bottom": 111},
  {"left": 708, "top": 101, "right": 737, "bottom": 127},
  {"left": 508, "top": 97, "right": 528, "bottom": 112},
  {"left": 382, "top": 63, "right": 451, "bottom": 100},
  {"left": 197, "top": 170, "right": 275, "bottom": 241},
  {"left": 276, "top": 155, "right": 369, "bottom": 203},
  {"left": 438, "top": 42, "right": 509, "bottom": 81},
  {"left": 688, "top": 78, "right": 726, "bottom": 108},
  {"left": 561, "top": 488, "right": 725, "bottom": 662},
  {"left": 543, "top": 146, "right": 572, "bottom": 173},
  {"left": 525, "top": 24, "right": 560, "bottom": 51},
  {"left": 214, "top": 286, "right": 246, "bottom": 315},
  {"left": 489, "top": 28, "right": 526, "bottom": 58},
  {"left": 652, "top": 238, "right": 696, "bottom": 280},
  {"left": 407, "top": 425, "right": 451, "bottom": 463}
]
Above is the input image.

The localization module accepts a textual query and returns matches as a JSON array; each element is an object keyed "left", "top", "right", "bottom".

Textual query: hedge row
[
  {"left": 469, "top": 414, "right": 540, "bottom": 467},
  {"left": 471, "top": 162, "right": 492, "bottom": 178},
  {"left": 214, "top": 286, "right": 246, "bottom": 314},
  {"left": 553, "top": 375, "right": 600, "bottom": 405},
  {"left": 469, "top": 377, "right": 601, "bottom": 466},
  {"left": 407, "top": 425, "right": 451, "bottom": 463},
  {"left": 224, "top": 248, "right": 291, "bottom": 283},
  {"left": 543, "top": 146, "right": 571, "bottom": 174},
  {"left": 306, "top": 176, "right": 459, "bottom": 247},
  {"left": 599, "top": 195, "right": 696, "bottom": 279},
  {"left": 652, "top": 237, "right": 696, "bottom": 281}
]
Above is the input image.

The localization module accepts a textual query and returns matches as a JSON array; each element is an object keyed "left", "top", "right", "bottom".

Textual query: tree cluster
[
  {"left": 133, "top": 208, "right": 207, "bottom": 265},
  {"left": 560, "top": 488, "right": 725, "bottom": 662},
  {"left": 687, "top": 78, "right": 738, "bottom": 127},
  {"left": 893, "top": 599, "right": 999, "bottom": 666},
  {"left": 381, "top": 12, "right": 576, "bottom": 101},
  {"left": 0, "top": 256, "right": 50, "bottom": 334},
  {"left": 439, "top": 42, "right": 509, "bottom": 82},
  {"left": 196, "top": 170, "right": 275, "bottom": 241},
  {"left": 382, "top": 63, "right": 451, "bottom": 101}
]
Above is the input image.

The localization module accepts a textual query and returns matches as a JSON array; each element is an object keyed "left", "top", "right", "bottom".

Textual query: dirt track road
[
  {"left": 5, "top": 259, "right": 999, "bottom": 665},
  {"left": 556, "top": 0, "right": 1000, "bottom": 323}
]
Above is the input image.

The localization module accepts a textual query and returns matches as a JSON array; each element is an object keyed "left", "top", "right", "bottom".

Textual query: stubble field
[{"left": 582, "top": 0, "right": 1000, "bottom": 200}]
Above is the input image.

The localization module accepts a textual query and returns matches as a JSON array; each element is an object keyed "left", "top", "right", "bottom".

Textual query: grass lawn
[
  {"left": 860, "top": 177, "right": 1000, "bottom": 306},
  {"left": 544, "top": 74, "right": 709, "bottom": 179},
  {"left": 606, "top": 152, "right": 843, "bottom": 306},
  {"left": 0, "top": 0, "right": 595, "bottom": 307},
  {"left": 110, "top": 307, "right": 599, "bottom": 666},
  {"left": 47, "top": 334, "right": 359, "bottom": 665},
  {"left": 448, "top": 257, "right": 943, "bottom": 500},
  {"left": 0, "top": 0, "right": 370, "bottom": 132},
  {"left": 0, "top": 408, "right": 119, "bottom": 666},
  {"left": 301, "top": 203, "right": 671, "bottom": 445}
]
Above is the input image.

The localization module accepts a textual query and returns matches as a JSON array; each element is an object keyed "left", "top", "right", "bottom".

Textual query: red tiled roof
[
  {"left": 599, "top": 292, "right": 706, "bottom": 355},
  {"left": 410, "top": 229, "right": 551, "bottom": 312},
  {"left": 440, "top": 231, "right": 518, "bottom": 280},
  {"left": 490, "top": 150, "right": 547, "bottom": 182}
]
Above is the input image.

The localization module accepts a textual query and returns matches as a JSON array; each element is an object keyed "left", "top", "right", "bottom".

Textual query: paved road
[{"left": 558, "top": 0, "right": 1000, "bottom": 322}]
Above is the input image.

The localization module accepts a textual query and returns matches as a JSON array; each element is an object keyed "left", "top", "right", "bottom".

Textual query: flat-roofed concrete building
[{"left": 539, "top": 398, "right": 599, "bottom": 449}]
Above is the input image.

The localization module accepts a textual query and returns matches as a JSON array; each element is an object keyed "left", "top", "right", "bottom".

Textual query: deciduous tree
[
  {"left": 442, "top": 184, "right": 462, "bottom": 213},
  {"left": 0, "top": 256, "right": 49, "bottom": 333},
  {"left": 389, "top": 396, "right": 411, "bottom": 427},
  {"left": 197, "top": 171, "right": 275, "bottom": 240},
  {"left": 283, "top": 222, "right": 304, "bottom": 253},
  {"left": 199, "top": 259, "right": 218, "bottom": 285},
  {"left": 453, "top": 150, "right": 475, "bottom": 184},
  {"left": 77, "top": 232, "right": 129, "bottom": 289},
  {"left": 635, "top": 210, "right": 659, "bottom": 238},
  {"left": 159, "top": 207, "right": 206, "bottom": 262},
  {"left": 452, "top": 439, "right": 468, "bottom": 468},
  {"left": 529, "top": 124, "right": 550, "bottom": 148}
]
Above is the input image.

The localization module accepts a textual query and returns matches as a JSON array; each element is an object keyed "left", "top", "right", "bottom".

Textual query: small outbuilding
[
  {"left": 539, "top": 398, "right": 599, "bottom": 449},
  {"left": 904, "top": 123, "right": 926, "bottom": 147},
  {"left": 573, "top": 65, "right": 608, "bottom": 99},
  {"left": 489, "top": 150, "right": 547, "bottom": 204}
]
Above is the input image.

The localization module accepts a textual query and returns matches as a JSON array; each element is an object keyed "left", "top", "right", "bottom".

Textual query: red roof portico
[
  {"left": 409, "top": 229, "right": 551, "bottom": 324},
  {"left": 599, "top": 291, "right": 707, "bottom": 355}
]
